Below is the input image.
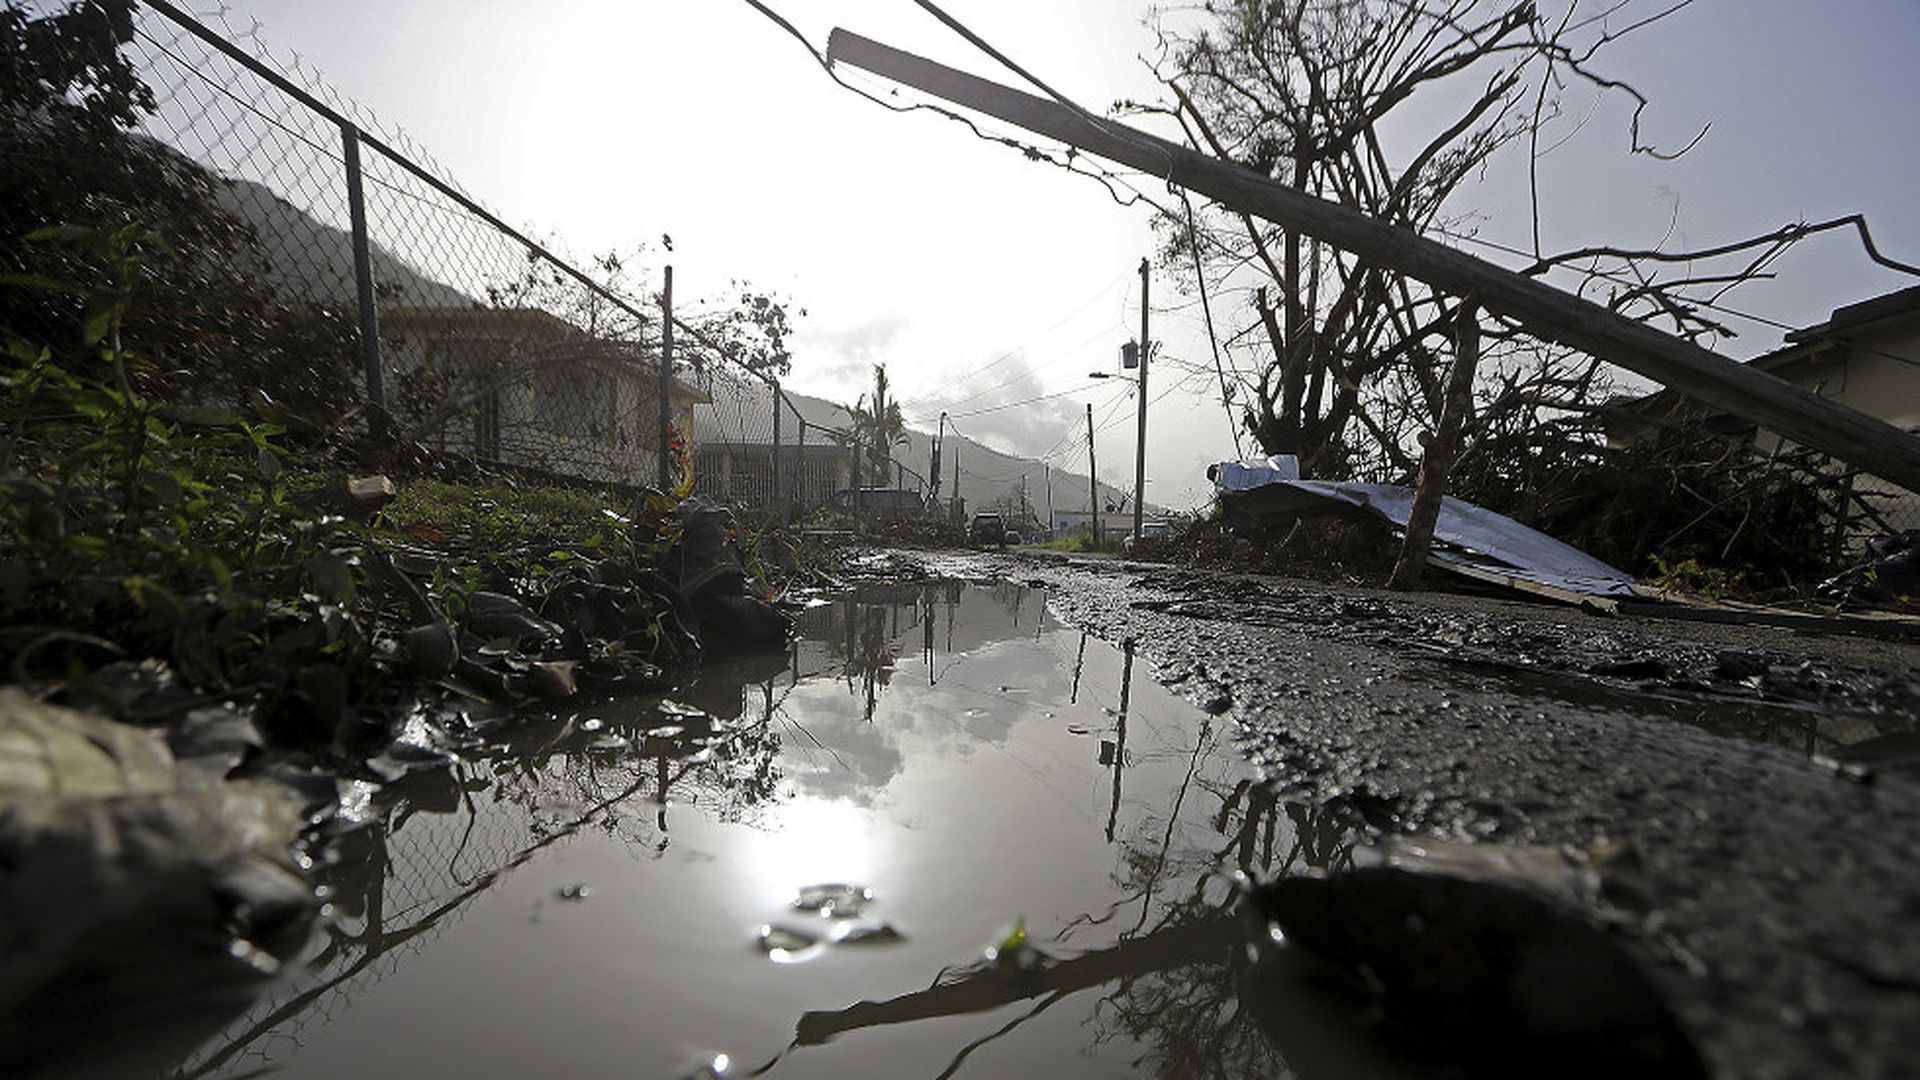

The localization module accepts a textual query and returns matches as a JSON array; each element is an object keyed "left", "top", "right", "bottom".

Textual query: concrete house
[
  {"left": 1607, "top": 284, "right": 1920, "bottom": 532},
  {"left": 384, "top": 307, "right": 709, "bottom": 487}
]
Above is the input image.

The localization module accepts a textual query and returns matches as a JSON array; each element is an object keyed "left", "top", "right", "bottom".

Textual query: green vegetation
[
  {"left": 0, "top": 222, "right": 725, "bottom": 760},
  {"left": 0, "top": 1, "right": 806, "bottom": 762},
  {"left": 1041, "top": 530, "right": 1121, "bottom": 555}
]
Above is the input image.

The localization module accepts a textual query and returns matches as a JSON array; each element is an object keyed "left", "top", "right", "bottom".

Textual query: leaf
[
  {"left": 139, "top": 467, "right": 182, "bottom": 506},
  {"left": 0, "top": 559, "right": 28, "bottom": 607},
  {"left": 25, "top": 223, "right": 104, "bottom": 246},
  {"left": 303, "top": 553, "right": 355, "bottom": 605},
  {"left": 81, "top": 302, "right": 115, "bottom": 346},
  {"left": 155, "top": 403, "right": 243, "bottom": 428},
  {"left": 0, "top": 271, "right": 89, "bottom": 299},
  {"left": 255, "top": 447, "right": 283, "bottom": 482}
]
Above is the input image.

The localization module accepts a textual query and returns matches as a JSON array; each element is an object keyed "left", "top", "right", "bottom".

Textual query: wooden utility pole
[
  {"left": 1044, "top": 464, "right": 1053, "bottom": 539},
  {"left": 825, "top": 29, "right": 1920, "bottom": 496},
  {"left": 1087, "top": 401, "right": 1101, "bottom": 548},
  {"left": 657, "top": 264, "right": 674, "bottom": 489},
  {"left": 1390, "top": 304, "right": 1480, "bottom": 590},
  {"left": 1133, "top": 256, "right": 1150, "bottom": 545},
  {"left": 930, "top": 412, "right": 947, "bottom": 508}
]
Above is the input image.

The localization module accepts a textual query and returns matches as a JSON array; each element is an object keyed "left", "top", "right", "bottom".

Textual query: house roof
[
  {"left": 1784, "top": 284, "right": 1920, "bottom": 345},
  {"left": 1605, "top": 283, "right": 1920, "bottom": 422}
]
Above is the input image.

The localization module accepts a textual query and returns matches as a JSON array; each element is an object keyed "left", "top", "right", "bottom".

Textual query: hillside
[{"left": 697, "top": 379, "right": 1156, "bottom": 530}]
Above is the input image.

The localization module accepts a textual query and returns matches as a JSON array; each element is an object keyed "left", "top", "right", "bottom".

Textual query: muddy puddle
[{"left": 158, "top": 582, "right": 1356, "bottom": 1079}]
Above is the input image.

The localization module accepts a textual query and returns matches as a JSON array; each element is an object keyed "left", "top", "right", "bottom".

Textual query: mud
[{"left": 892, "top": 550, "right": 1920, "bottom": 1080}]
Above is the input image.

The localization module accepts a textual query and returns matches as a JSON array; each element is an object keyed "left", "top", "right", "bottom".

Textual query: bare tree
[{"left": 1132, "top": 0, "right": 1909, "bottom": 486}]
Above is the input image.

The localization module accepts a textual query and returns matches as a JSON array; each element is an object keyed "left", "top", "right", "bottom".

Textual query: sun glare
[{"left": 734, "top": 795, "right": 881, "bottom": 912}]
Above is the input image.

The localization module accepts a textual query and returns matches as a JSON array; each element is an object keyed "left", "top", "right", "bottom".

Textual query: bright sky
[{"left": 201, "top": 0, "right": 1919, "bottom": 509}]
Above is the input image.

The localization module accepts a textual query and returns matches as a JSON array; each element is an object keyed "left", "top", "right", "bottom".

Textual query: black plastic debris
[
  {"left": 1244, "top": 866, "right": 1707, "bottom": 1079},
  {"left": 1818, "top": 530, "right": 1920, "bottom": 609},
  {"left": 665, "top": 499, "right": 793, "bottom": 655}
]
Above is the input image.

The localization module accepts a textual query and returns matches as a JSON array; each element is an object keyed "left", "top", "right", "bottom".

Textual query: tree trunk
[{"left": 1390, "top": 303, "right": 1479, "bottom": 590}]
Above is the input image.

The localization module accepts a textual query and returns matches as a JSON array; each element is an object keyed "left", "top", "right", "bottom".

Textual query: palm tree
[{"left": 848, "top": 363, "right": 906, "bottom": 486}]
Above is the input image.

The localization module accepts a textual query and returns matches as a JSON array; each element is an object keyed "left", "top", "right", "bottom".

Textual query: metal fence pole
[
  {"left": 340, "top": 123, "right": 386, "bottom": 441},
  {"left": 771, "top": 381, "right": 782, "bottom": 505},
  {"left": 795, "top": 417, "right": 807, "bottom": 513},
  {"left": 658, "top": 264, "right": 674, "bottom": 489}
]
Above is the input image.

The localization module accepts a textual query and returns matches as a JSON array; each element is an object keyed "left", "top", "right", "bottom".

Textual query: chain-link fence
[{"left": 2, "top": 0, "right": 860, "bottom": 508}]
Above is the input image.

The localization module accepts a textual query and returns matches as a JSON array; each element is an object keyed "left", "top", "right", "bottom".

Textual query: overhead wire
[{"left": 1433, "top": 226, "right": 1920, "bottom": 370}]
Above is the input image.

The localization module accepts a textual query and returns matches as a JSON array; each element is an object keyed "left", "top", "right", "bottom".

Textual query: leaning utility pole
[
  {"left": 1086, "top": 402, "right": 1101, "bottom": 548},
  {"left": 825, "top": 29, "right": 1920, "bottom": 496},
  {"left": 1133, "top": 257, "right": 1149, "bottom": 545}
]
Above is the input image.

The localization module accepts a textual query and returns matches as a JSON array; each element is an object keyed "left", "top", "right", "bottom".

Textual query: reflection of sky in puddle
[{"left": 171, "top": 583, "right": 1355, "bottom": 1080}]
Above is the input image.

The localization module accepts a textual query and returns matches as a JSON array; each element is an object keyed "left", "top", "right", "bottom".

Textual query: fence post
[
  {"left": 340, "top": 123, "right": 386, "bottom": 441},
  {"left": 771, "top": 380, "right": 782, "bottom": 506},
  {"left": 658, "top": 265, "right": 674, "bottom": 489},
  {"left": 795, "top": 417, "right": 807, "bottom": 513}
]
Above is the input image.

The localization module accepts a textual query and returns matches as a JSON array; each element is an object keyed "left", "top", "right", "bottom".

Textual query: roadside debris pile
[
  {"left": 1209, "top": 456, "right": 1639, "bottom": 603},
  {"left": 1819, "top": 530, "right": 1920, "bottom": 610},
  {"left": 0, "top": 689, "right": 315, "bottom": 1069}
]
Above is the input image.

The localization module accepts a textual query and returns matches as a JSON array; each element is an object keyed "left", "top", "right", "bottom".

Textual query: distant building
[
  {"left": 692, "top": 376, "right": 860, "bottom": 510},
  {"left": 1048, "top": 509, "right": 1140, "bottom": 539},
  {"left": 383, "top": 307, "right": 709, "bottom": 486}
]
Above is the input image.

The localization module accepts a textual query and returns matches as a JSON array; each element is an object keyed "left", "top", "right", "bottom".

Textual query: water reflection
[{"left": 168, "top": 582, "right": 1360, "bottom": 1080}]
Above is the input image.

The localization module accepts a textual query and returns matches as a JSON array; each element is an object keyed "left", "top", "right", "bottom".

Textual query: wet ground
[
  {"left": 151, "top": 581, "right": 1332, "bottom": 1080},
  {"left": 916, "top": 550, "right": 1920, "bottom": 1080},
  {"left": 44, "top": 551, "right": 1919, "bottom": 1079}
]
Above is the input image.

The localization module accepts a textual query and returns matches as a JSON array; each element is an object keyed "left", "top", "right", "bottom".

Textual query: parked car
[
  {"left": 1122, "top": 519, "right": 1176, "bottom": 553},
  {"left": 823, "top": 488, "right": 925, "bottom": 518},
  {"left": 968, "top": 512, "right": 1007, "bottom": 547}
]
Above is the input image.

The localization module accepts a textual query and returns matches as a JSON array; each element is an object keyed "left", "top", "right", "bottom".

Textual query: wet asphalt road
[{"left": 861, "top": 549, "right": 1920, "bottom": 1080}]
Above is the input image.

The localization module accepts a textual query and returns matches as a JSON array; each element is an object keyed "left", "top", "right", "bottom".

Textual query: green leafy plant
[{"left": 1645, "top": 554, "right": 1745, "bottom": 602}]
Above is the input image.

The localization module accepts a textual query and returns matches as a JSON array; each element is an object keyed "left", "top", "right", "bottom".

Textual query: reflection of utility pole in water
[
  {"left": 1104, "top": 639, "right": 1134, "bottom": 844},
  {"left": 655, "top": 750, "right": 671, "bottom": 849},
  {"left": 1069, "top": 630, "right": 1087, "bottom": 704},
  {"left": 945, "top": 583, "right": 959, "bottom": 657},
  {"left": 922, "top": 592, "right": 936, "bottom": 686}
]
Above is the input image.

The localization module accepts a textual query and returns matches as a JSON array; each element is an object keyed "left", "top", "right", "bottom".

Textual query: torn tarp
[{"left": 1213, "top": 460, "right": 1637, "bottom": 600}]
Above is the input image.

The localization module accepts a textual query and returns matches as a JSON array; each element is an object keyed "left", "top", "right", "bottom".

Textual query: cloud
[
  {"left": 927, "top": 356, "right": 1089, "bottom": 459},
  {"left": 795, "top": 313, "right": 911, "bottom": 396}
]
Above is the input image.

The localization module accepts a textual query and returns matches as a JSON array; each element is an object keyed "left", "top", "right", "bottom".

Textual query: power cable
[{"left": 1434, "top": 227, "right": 1920, "bottom": 371}]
